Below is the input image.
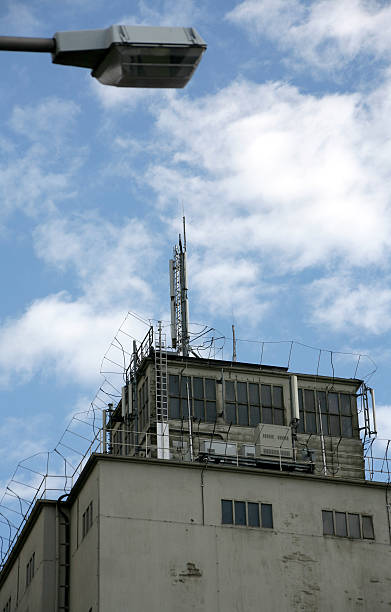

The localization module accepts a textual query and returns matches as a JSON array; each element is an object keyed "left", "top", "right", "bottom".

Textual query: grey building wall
[
  {"left": 0, "top": 501, "right": 57, "bottom": 612},
  {"left": 74, "top": 456, "right": 391, "bottom": 612},
  {"left": 1, "top": 455, "right": 390, "bottom": 611}
]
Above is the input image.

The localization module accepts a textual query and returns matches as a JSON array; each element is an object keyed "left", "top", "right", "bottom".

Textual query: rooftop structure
[{"left": 0, "top": 222, "right": 388, "bottom": 611}]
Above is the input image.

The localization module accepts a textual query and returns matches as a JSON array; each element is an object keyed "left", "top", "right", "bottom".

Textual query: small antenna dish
[{"left": 169, "top": 216, "right": 190, "bottom": 356}]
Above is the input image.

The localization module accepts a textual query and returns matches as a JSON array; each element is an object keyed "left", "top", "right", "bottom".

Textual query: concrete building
[
  {"left": 0, "top": 229, "right": 389, "bottom": 611},
  {"left": 0, "top": 345, "right": 389, "bottom": 612}
]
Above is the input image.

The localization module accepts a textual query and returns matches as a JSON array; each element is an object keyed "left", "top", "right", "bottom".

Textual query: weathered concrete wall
[
  {"left": 94, "top": 458, "right": 391, "bottom": 612},
  {"left": 69, "top": 464, "right": 100, "bottom": 612},
  {"left": 0, "top": 501, "right": 57, "bottom": 612}
]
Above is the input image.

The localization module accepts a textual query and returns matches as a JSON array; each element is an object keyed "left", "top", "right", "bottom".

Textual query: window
[
  {"left": 168, "top": 375, "right": 217, "bottom": 422},
  {"left": 224, "top": 381, "right": 284, "bottom": 426},
  {"left": 3, "top": 597, "right": 11, "bottom": 612},
  {"left": 138, "top": 377, "right": 149, "bottom": 431},
  {"left": 298, "top": 389, "right": 356, "bottom": 438},
  {"left": 221, "top": 500, "right": 273, "bottom": 529},
  {"left": 82, "top": 501, "right": 93, "bottom": 539},
  {"left": 26, "top": 552, "right": 35, "bottom": 588},
  {"left": 322, "top": 510, "right": 374, "bottom": 539}
]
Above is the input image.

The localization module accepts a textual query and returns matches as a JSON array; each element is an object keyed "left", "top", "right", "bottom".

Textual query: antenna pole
[
  {"left": 232, "top": 324, "right": 237, "bottom": 362},
  {"left": 169, "top": 216, "right": 190, "bottom": 356}
]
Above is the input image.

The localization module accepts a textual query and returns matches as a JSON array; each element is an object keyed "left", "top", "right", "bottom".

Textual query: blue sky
[{"left": 1, "top": 0, "right": 391, "bottom": 536}]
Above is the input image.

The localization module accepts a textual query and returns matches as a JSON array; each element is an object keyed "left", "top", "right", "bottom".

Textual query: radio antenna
[{"left": 169, "top": 216, "right": 190, "bottom": 356}]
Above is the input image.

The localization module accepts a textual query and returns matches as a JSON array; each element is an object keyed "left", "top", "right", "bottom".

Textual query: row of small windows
[
  {"left": 221, "top": 499, "right": 274, "bottom": 529},
  {"left": 168, "top": 375, "right": 285, "bottom": 426},
  {"left": 26, "top": 552, "right": 35, "bottom": 588},
  {"left": 222, "top": 501, "right": 375, "bottom": 540},
  {"left": 297, "top": 389, "right": 355, "bottom": 438},
  {"left": 168, "top": 375, "right": 357, "bottom": 438},
  {"left": 322, "top": 510, "right": 374, "bottom": 539},
  {"left": 82, "top": 501, "right": 93, "bottom": 539}
]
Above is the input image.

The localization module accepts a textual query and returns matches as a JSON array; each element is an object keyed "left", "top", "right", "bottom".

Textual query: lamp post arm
[{"left": 0, "top": 36, "right": 55, "bottom": 53}]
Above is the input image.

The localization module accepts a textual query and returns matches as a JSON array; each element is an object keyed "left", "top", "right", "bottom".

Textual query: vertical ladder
[{"left": 155, "top": 322, "right": 169, "bottom": 459}]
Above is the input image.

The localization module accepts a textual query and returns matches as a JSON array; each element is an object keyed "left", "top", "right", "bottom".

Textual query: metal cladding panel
[{"left": 53, "top": 25, "right": 206, "bottom": 62}]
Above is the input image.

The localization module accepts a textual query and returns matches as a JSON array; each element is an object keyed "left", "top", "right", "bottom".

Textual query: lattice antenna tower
[{"left": 169, "top": 216, "right": 190, "bottom": 356}]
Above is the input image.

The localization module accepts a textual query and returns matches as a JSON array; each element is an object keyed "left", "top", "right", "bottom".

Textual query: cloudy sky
[{"left": 1, "top": 0, "right": 391, "bottom": 529}]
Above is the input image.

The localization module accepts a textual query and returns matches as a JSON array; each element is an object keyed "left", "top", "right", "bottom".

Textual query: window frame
[
  {"left": 322, "top": 509, "right": 375, "bottom": 540},
  {"left": 224, "top": 380, "right": 285, "bottom": 427},
  {"left": 168, "top": 374, "right": 217, "bottom": 423},
  {"left": 221, "top": 499, "right": 274, "bottom": 529},
  {"left": 298, "top": 388, "right": 356, "bottom": 438}
]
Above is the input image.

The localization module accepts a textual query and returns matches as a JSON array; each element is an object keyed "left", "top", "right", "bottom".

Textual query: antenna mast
[{"left": 169, "top": 216, "right": 190, "bottom": 356}]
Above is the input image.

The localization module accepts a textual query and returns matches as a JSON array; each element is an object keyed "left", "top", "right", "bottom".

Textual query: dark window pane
[
  {"left": 329, "top": 415, "right": 341, "bottom": 436},
  {"left": 221, "top": 500, "right": 233, "bottom": 524},
  {"left": 340, "top": 394, "right": 352, "bottom": 416},
  {"left": 335, "top": 512, "right": 347, "bottom": 537},
  {"left": 273, "top": 386, "right": 283, "bottom": 408},
  {"left": 193, "top": 377, "right": 203, "bottom": 399},
  {"left": 328, "top": 393, "right": 339, "bottom": 414},
  {"left": 181, "top": 398, "right": 190, "bottom": 418},
  {"left": 298, "top": 388, "right": 303, "bottom": 410},
  {"left": 169, "top": 397, "right": 180, "bottom": 419},
  {"left": 249, "top": 383, "right": 260, "bottom": 405},
  {"left": 181, "top": 376, "right": 192, "bottom": 398},
  {"left": 225, "top": 403, "right": 237, "bottom": 424},
  {"left": 248, "top": 502, "right": 260, "bottom": 527},
  {"left": 322, "top": 510, "right": 334, "bottom": 535},
  {"left": 262, "top": 406, "right": 273, "bottom": 424},
  {"left": 348, "top": 514, "right": 361, "bottom": 539},
  {"left": 318, "top": 391, "right": 327, "bottom": 413},
  {"left": 169, "top": 374, "right": 179, "bottom": 396},
  {"left": 306, "top": 412, "right": 317, "bottom": 434},
  {"left": 238, "top": 404, "right": 249, "bottom": 426},
  {"left": 237, "top": 382, "right": 247, "bottom": 403},
  {"left": 261, "top": 385, "right": 272, "bottom": 407},
  {"left": 225, "top": 381, "right": 235, "bottom": 402},
  {"left": 273, "top": 409, "right": 284, "bottom": 425},
  {"left": 321, "top": 414, "right": 329, "bottom": 436},
  {"left": 234, "top": 501, "right": 246, "bottom": 526},
  {"left": 362, "top": 515, "right": 374, "bottom": 539},
  {"left": 194, "top": 399, "right": 204, "bottom": 420},
  {"left": 297, "top": 410, "right": 304, "bottom": 433},
  {"left": 206, "top": 402, "right": 217, "bottom": 423},
  {"left": 261, "top": 503, "right": 273, "bottom": 528},
  {"left": 341, "top": 416, "right": 353, "bottom": 437},
  {"left": 249, "top": 405, "right": 260, "bottom": 426},
  {"left": 205, "top": 379, "right": 216, "bottom": 400},
  {"left": 304, "top": 389, "right": 315, "bottom": 411}
]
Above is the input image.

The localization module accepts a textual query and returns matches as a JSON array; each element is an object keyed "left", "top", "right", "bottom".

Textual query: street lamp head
[{"left": 53, "top": 25, "right": 207, "bottom": 88}]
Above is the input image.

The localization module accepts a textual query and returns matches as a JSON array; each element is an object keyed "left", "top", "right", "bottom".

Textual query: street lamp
[{"left": 0, "top": 25, "right": 207, "bottom": 88}]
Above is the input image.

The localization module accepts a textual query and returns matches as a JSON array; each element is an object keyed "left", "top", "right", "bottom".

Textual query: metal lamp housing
[{"left": 53, "top": 25, "right": 207, "bottom": 88}]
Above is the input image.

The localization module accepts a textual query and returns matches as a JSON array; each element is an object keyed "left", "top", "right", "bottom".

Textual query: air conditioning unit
[
  {"left": 254, "top": 424, "right": 293, "bottom": 459},
  {"left": 199, "top": 440, "right": 237, "bottom": 456},
  {"left": 240, "top": 444, "right": 256, "bottom": 458}
]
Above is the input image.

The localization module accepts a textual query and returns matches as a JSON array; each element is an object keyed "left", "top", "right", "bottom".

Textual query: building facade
[{"left": 0, "top": 346, "right": 388, "bottom": 612}]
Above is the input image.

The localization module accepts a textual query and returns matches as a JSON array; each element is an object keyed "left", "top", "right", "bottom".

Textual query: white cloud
[
  {"left": 148, "top": 79, "right": 391, "bottom": 273},
  {"left": 226, "top": 0, "right": 391, "bottom": 69},
  {"left": 0, "top": 293, "right": 148, "bottom": 388},
  {"left": 10, "top": 98, "right": 80, "bottom": 145},
  {"left": 33, "top": 214, "right": 156, "bottom": 307},
  {"left": 374, "top": 404, "right": 391, "bottom": 442},
  {"left": 191, "top": 256, "right": 270, "bottom": 323},
  {"left": 0, "top": 98, "right": 84, "bottom": 219},
  {"left": 308, "top": 276, "right": 391, "bottom": 335}
]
